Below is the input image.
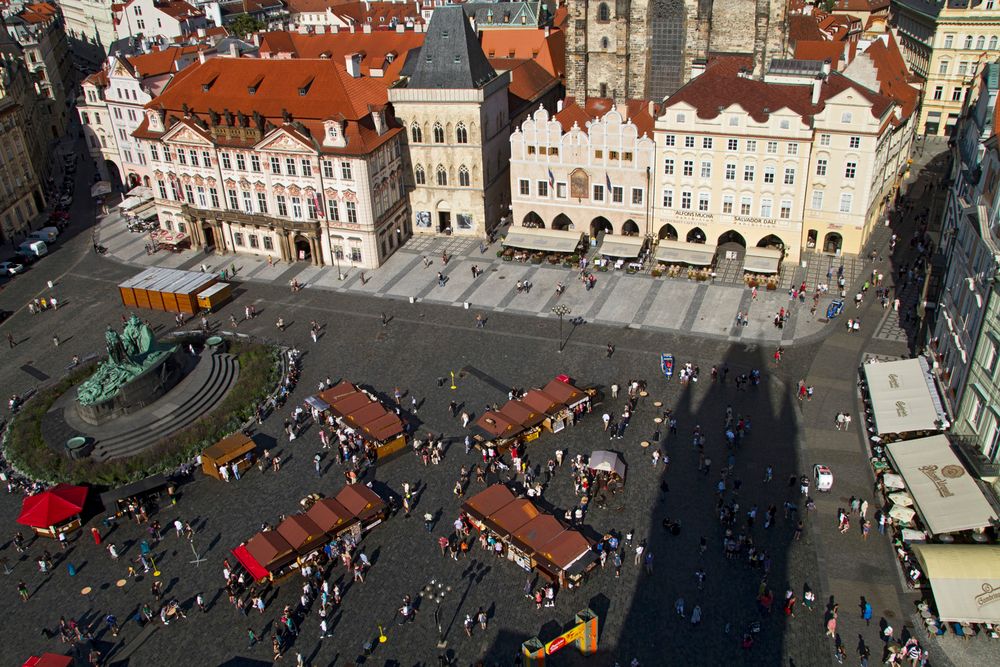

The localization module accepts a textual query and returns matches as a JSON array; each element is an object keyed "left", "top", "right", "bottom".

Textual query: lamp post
[
  {"left": 420, "top": 578, "right": 451, "bottom": 648},
  {"left": 552, "top": 304, "right": 571, "bottom": 353}
]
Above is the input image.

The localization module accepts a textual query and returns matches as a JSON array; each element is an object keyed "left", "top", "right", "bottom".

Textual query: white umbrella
[
  {"left": 889, "top": 504, "right": 916, "bottom": 523},
  {"left": 889, "top": 492, "right": 914, "bottom": 507},
  {"left": 91, "top": 181, "right": 111, "bottom": 197},
  {"left": 882, "top": 473, "right": 906, "bottom": 490},
  {"left": 901, "top": 528, "right": 927, "bottom": 542},
  {"left": 588, "top": 450, "right": 626, "bottom": 478}
]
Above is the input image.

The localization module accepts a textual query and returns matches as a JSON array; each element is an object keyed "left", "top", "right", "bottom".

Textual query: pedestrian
[
  {"left": 314, "top": 453, "right": 322, "bottom": 477},
  {"left": 464, "top": 614, "right": 474, "bottom": 637},
  {"left": 690, "top": 605, "right": 702, "bottom": 626},
  {"left": 17, "top": 580, "right": 28, "bottom": 601},
  {"left": 477, "top": 607, "right": 488, "bottom": 630},
  {"left": 247, "top": 627, "right": 258, "bottom": 649},
  {"left": 634, "top": 542, "right": 644, "bottom": 565},
  {"left": 6, "top": 333, "right": 14, "bottom": 348},
  {"left": 606, "top": 343, "right": 615, "bottom": 358},
  {"left": 862, "top": 600, "right": 872, "bottom": 625}
]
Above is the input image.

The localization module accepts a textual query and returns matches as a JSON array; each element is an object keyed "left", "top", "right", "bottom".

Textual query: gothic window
[
  {"left": 648, "top": 0, "right": 687, "bottom": 100},
  {"left": 415, "top": 165, "right": 425, "bottom": 185},
  {"left": 456, "top": 122, "right": 468, "bottom": 144},
  {"left": 600, "top": 37, "right": 610, "bottom": 50},
  {"left": 433, "top": 123, "right": 444, "bottom": 143},
  {"left": 411, "top": 124, "right": 422, "bottom": 143},
  {"left": 597, "top": 2, "right": 610, "bottom": 21},
  {"left": 459, "top": 165, "right": 470, "bottom": 186},
  {"left": 436, "top": 165, "right": 447, "bottom": 186}
]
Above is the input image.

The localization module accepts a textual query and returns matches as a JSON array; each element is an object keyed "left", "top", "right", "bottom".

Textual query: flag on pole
[
  {"left": 313, "top": 192, "right": 325, "bottom": 219},
  {"left": 606, "top": 172, "right": 612, "bottom": 193},
  {"left": 548, "top": 168, "right": 555, "bottom": 187}
]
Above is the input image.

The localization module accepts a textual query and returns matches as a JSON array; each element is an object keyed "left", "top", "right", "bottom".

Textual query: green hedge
[{"left": 3, "top": 341, "right": 281, "bottom": 486}]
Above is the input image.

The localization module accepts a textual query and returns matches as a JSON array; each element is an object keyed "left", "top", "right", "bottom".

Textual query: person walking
[
  {"left": 17, "top": 581, "right": 29, "bottom": 602},
  {"left": 633, "top": 542, "right": 644, "bottom": 566},
  {"left": 6, "top": 333, "right": 14, "bottom": 348},
  {"left": 247, "top": 627, "right": 258, "bottom": 649}
]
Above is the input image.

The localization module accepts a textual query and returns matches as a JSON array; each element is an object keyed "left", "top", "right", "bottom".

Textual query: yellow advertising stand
[{"left": 522, "top": 608, "right": 599, "bottom": 665}]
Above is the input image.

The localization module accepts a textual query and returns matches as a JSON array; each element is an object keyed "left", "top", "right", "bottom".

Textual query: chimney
[
  {"left": 544, "top": 26, "right": 550, "bottom": 37},
  {"left": 197, "top": 27, "right": 207, "bottom": 39},
  {"left": 198, "top": 51, "right": 207, "bottom": 64},
  {"left": 811, "top": 75, "right": 823, "bottom": 105},
  {"left": 821, "top": 59, "right": 832, "bottom": 77},
  {"left": 229, "top": 42, "right": 238, "bottom": 57},
  {"left": 648, "top": 100, "right": 656, "bottom": 116},
  {"left": 363, "top": 23, "right": 372, "bottom": 34},
  {"left": 616, "top": 102, "right": 629, "bottom": 119},
  {"left": 556, "top": 99, "right": 563, "bottom": 112},
  {"left": 345, "top": 52, "right": 362, "bottom": 78}
]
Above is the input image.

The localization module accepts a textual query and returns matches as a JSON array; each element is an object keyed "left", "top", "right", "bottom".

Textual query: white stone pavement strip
[{"left": 99, "top": 216, "right": 839, "bottom": 342}]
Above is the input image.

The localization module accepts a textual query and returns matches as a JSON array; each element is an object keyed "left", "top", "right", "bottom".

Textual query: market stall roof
[
  {"left": 21, "top": 653, "right": 73, "bottom": 667},
  {"left": 17, "top": 485, "right": 88, "bottom": 528},
  {"left": 140, "top": 208, "right": 160, "bottom": 221},
  {"left": 305, "top": 497, "right": 354, "bottom": 534},
  {"left": 473, "top": 411, "right": 524, "bottom": 441},
  {"left": 202, "top": 433, "right": 255, "bottom": 464},
  {"left": 488, "top": 498, "right": 539, "bottom": 537},
  {"left": 305, "top": 395, "right": 330, "bottom": 412},
  {"left": 330, "top": 391, "right": 371, "bottom": 417},
  {"left": 912, "top": 544, "right": 1000, "bottom": 623},
  {"left": 885, "top": 435, "right": 998, "bottom": 534},
  {"left": 346, "top": 401, "right": 387, "bottom": 428},
  {"left": 588, "top": 450, "right": 626, "bottom": 478},
  {"left": 246, "top": 531, "right": 294, "bottom": 569},
  {"left": 863, "top": 358, "right": 945, "bottom": 435},
  {"left": 502, "top": 227, "right": 583, "bottom": 253},
  {"left": 318, "top": 380, "right": 358, "bottom": 404},
  {"left": 743, "top": 247, "right": 783, "bottom": 274},
  {"left": 536, "top": 529, "right": 595, "bottom": 573},
  {"left": 511, "top": 514, "right": 566, "bottom": 553},
  {"left": 597, "top": 234, "right": 645, "bottom": 258},
  {"left": 276, "top": 514, "right": 326, "bottom": 552},
  {"left": 335, "top": 484, "right": 385, "bottom": 521},
  {"left": 99, "top": 474, "right": 169, "bottom": 508},
  {"left": 521, "top": 389, "right": 563, "bottom": 415},
  {"left": 231, "top": 544, "right": 270, "bottom": 582},
  {"left": 654, "top": 240, "right": 717, "bottom": 266},
  {"left": 541, "top": 378, "right": 587, "bottom": 407},
  {"left": 462, "top": 484, "right": 517, "bottom": 523},
  {"left": 363, "top": 412, "right": 404, "bottom": 442},
  {"left": 498, "top": 400, "right": 546, "bottom": 428}
]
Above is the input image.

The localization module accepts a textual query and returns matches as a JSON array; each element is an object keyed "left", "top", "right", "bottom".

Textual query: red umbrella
[
  {"left": 22, "top": 654, "right": 73, "bottom": 667},
  {"left": 16, "top": 485, "right": 88, "bottom": 528}
]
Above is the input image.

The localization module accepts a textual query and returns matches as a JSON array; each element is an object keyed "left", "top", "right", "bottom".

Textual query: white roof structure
[
  {"left": 863, "top": 358, "right": 944, "bottom": 435},
  {"left": 885, "top": 435, "right": 997, "bottom": 535},
  {"left": 912, "top": 545, "right": 1000, "bottom": 623},
  {"left": 654, "top": 240, "right": 717, "bottom": 266},
  {"left": 502, "top": 227, "right": 583, "bottom": 253}
]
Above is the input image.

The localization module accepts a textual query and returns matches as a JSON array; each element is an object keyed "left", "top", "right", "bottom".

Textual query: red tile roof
[
  {"left": 554, "top": 96, "right": 660, "bottom": 137},
  {"left": 662, "top": 56, "right": 893, "bottom": 124},
  {"left": 829, "top": 0, "right": 889, "bottom": 10},
  {"left": 331, "top": 1, "right": 424, "bottom": 27},
  {"left": 481, "top": 27, "right": 565, "bottom": 79},
  {"left": 257, "top": 30, "right": 422, "bottom": 80},
  {"left": 154, "top": 0, "right": 204, "bottom": 19},
  {"left": 17, "top": 1, "right": 59, "bottom": 23},
  {"left": 788, "top": 14, "right": 825, "bottom": 43},
  {"left": 126, "top": 45, "right": 204, "bottom": 78},
  {"left": 490, "top": 58, "right": 558, "bottom": 104},
  {"left": 862, "top": 34, "right": 919, "bottom": 120},
  {"left": 137, "top": 57, "right": 401, "bottom": 156},
  {"left": 794, "top": 40, "right": 847, "bottom": 66}
]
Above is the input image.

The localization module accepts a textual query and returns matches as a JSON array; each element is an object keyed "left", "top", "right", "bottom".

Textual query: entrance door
[
  {"left": 294, "top": 237, "right": 312, "bottom": 262},
  {"left": 438, "top": 212, "right": 451, "bottom": 233},
  {"left": 202, "top": 223, "right": 215, "bottom": 251}
]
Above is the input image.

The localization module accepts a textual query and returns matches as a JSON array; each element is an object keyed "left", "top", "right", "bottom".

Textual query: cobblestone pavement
[{"left": 0, "top": 136, "right": 992, "bottom": 666}]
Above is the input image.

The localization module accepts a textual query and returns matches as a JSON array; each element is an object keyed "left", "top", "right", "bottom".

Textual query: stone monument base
[{"left": 76, "top": 347, "right": 183, "bottom": 426}]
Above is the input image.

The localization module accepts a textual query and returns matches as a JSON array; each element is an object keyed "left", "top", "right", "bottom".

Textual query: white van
[
  {"left": 17, "top": 240, "right": 48, "bottom": 259},
  {"left": 28, "top": 228, "right": 58, "bottom": 244}
]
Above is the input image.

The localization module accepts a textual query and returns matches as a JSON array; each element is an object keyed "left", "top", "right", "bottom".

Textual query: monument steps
[{"left": 91, "top": 353, "right": 239, "bottom": 462}]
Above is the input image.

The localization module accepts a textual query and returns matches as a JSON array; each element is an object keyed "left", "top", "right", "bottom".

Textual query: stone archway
[
  {"left": 293, "top": 235, "right": 313, "bottom": 262},
  {"left": 686, "top": 227, "right": 706, "bottom": 244},
  {"left": 522, "top": 211, "right": 544, "bottom": 228},
  {"left": 622, "top": 220, "right": 640, "bottom": 236},
  {"left": 591, "top": 216, "right": 613, "bottom": 238},
  {"left": 757, "top": 234, "right": 785, "bottom": 250},
  {"left": 718, "top": 230, "right": 747, "bottom": 247},
  {"left": 824, "top": 232, "right": 843, "bottom": 254},
  {"left": 552, "top": 213, "right": 574, "bottom": 231},
  {"left": 658, "top": 224, "right": 678, "bottom": 241}
]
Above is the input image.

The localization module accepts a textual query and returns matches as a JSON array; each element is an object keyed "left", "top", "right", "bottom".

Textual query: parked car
[{"left": 0, "top": 261, "right": 25, "bottom": 275}]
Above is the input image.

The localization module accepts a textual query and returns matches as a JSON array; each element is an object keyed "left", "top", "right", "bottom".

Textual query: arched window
[
  {"left": 597, "top": 2, "right": 610, "bottom": 21},
  {"left": 433, "top": 123, "right": 444, "bottom": 143},
  {"left": 456, "top": 122, "right": 468, "bottom": 144},
  {"left": 976, "top": 35, "right": 985, "bottom": 50},
  {"left": 411, "top": 124, "right": 422, "bottom": 143},
  {"left": 964, "top": 35, "right": 973, "bottom": 49},
  {"left": 600, "top": 37, "right": 609, "bottom": 50},
  {"left": 458, "top": 165, "right": 470, "bottom": 186},
  {"left": 990, "top": 36, "right": 998, "bottom": 50},
  {"left": 414, "top": 165, "right": 425, "bottom": 185},
  {"left": 436, "top": 165, "right": 447, "bottom": 186}
]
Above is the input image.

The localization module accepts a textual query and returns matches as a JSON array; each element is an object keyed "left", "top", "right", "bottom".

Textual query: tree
[
  {"left": 820, "top": 0, "right": 836, "bottom": 11},
  {"left": 228, "top": 14, "right": 265, "bottom": 38}
]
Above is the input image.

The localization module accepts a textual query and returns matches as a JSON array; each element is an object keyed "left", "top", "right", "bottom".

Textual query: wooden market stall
[
  {"left": 335, "top": 483, "right": 388, "bottom": 531},
  {"left": 304, "top": 497, "right": 356, "bottom": 536},
  {"left": 16, "top": 485, "right": 88, "bottom": 538},
  {"left": 312, "top": 381, "right": 407, "bottom": 459},
  {"left": 119, "top": 267, "right": 217, "bottom": 315},
  {"left": 201, "top": 433, "right": 256, "bottom": 480},
  {"left": 471, "top": 410, "right": 524, "bottom": 449},
  {"left": 276, "top": 514, "right": 326, "bottom": 554},
  {"left": 245, "top": 531, "right": 296, "bottom": 576},
  {"left": 196, "top": 282, "right": 233, "bottom": 312}
]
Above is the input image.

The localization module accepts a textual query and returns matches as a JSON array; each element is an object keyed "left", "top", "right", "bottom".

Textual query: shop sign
[
  {"left": 545, "top": 623, "right": 586, "bottom": 655},
  {"left": 917, "top": 464, "right": 965, "bottom": 498},
  {"left": 734, "top": 215, "right": 777, "bottom": 226},
  {"left": 676, "top": 210, "right": 714, "bottom": 221}
]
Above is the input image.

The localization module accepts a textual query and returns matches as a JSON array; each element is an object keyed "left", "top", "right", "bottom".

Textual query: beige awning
[
  {"left": 598, "top": 234, "right": 645, "bottom": 258},
  {"left": 502, "top": 227, "right": 583, "bottom": 253},
  {"left": 912, "top": 544, "right": 1000, "bottom": 623},
  {"left": 743, "top": 247, "right": 783, "bottom": 274},
  {"left": 886, "top": 435, "right": 998, "bottom": 535},
  {"left": 863, "top": 358, "right": 944, "bottom": 435},
  {"left": 655, "top": 240, "right": 717, "bottom": 266}
]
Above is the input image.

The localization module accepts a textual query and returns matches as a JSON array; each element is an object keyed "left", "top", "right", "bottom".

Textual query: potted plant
[
  {"left": 547, "top": 254, "right": 559, "bottom": 264},
  {"left": 530, "top": 253, "right": 544, "bottom": 264},
  {"left": 651, "top": 267, "right": 663, "bottom": 278}
]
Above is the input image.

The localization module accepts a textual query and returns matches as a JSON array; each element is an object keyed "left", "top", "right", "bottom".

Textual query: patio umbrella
[
  {"left": 882, "top": 473, "right": 906, "bottom": 490},
  {"left": 588, "top": 450, "right": 626, "bottom": 478},
  {"left": 22, "top": 654, "right": 73, "bottom": 667},
  {"left": 90, "top": 181, "right": 111, "bottom": 198},
  {"left": 889, "top": 492, "right": 914, "bottom": 507},
  {"left": 888, "top": 504, "right": 916, "bottom": 524},
  {"left": 16, "top": 485, "right": 88, "bottom": 529}
]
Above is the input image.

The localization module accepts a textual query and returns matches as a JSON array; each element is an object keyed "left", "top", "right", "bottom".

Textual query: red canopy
[
  {"left": 22, "top": 654, "right": 73, "bottom": 667},
  {"left": 231, "top": 545, "right": 270, "bottom": 582},
  {"left": 16, "top": 485, "right": 88, "bottom": 528}
]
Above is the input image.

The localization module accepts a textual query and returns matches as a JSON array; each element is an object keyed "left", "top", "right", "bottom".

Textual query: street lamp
[
  {"left": 552, "top": 304, "right": 571, "bottom": 353},
  {"left": 420, "top": 578, "right": 451, "bottom": 648}
]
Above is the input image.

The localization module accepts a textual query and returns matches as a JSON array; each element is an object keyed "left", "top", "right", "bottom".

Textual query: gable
[
  {"left": 161, "top": 121, "right": 213, "bottom": 146},
  {"left": 255, "top": 127, "right": 315, "bottom": 153}
]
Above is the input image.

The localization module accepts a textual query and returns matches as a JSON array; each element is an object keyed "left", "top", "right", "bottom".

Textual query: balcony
[
  {"left": 179, "top": 204, "right": 321, "bottom": 234},
  {"left": 950, "top": 433, "right": 1000, "bottom": 480}
]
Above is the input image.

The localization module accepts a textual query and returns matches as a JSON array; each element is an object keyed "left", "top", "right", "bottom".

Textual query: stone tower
[{"left": 565, "top": 0, "right": 788, "bottom": 102}]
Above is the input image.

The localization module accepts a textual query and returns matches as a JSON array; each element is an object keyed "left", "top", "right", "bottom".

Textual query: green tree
[
  {"left": 820, "top": 0, "right": 836, "bottom": 11},
  {"left": 228, "top": 14, "right": 265, "bottom": 38}
]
